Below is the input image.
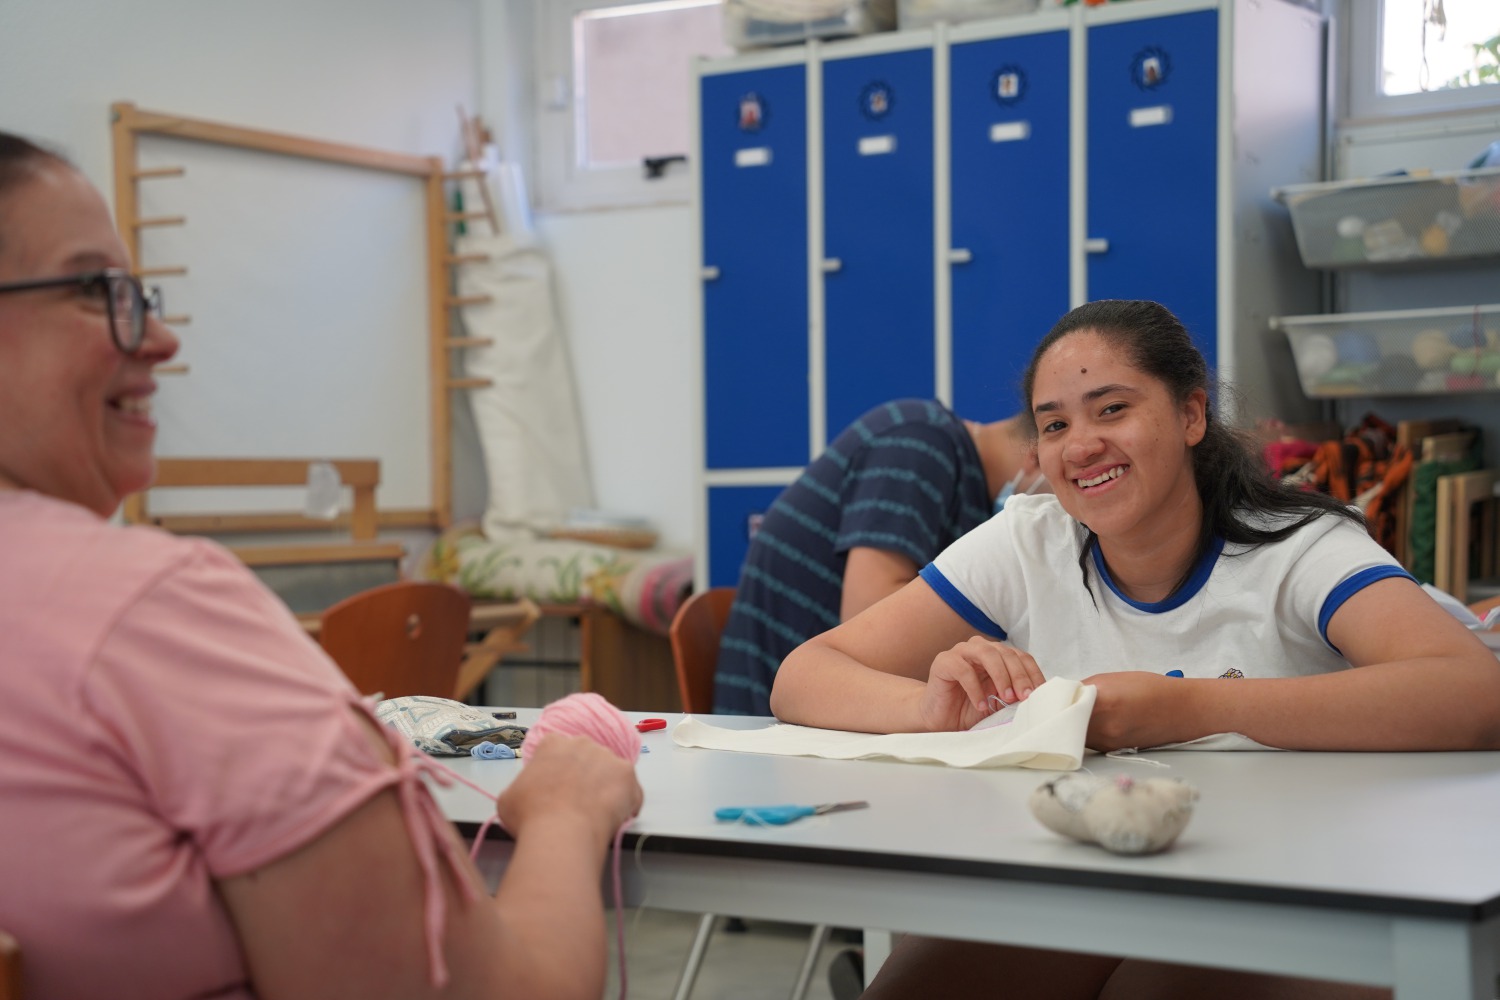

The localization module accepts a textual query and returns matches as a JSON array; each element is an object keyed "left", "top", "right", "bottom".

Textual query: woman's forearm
[
  {"left": 488, "top": 814, "right": 615, "bottom": 1000},
  {"left": 771, "top": 638, "right": 930, "bottom": 732},
  {"left": 1184, "top": 655, "right": 1500, "bottom": 751}
]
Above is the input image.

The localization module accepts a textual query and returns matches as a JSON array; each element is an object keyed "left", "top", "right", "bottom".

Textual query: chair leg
[
  {"left": 671, "top": 912, "right": 718, "bottom": 1000},
  {"left": 863, "top": 929, "right": 894, "bottom": 984},
  {"left": 788, "top": 923, "right": 832, "bottom": 1000}
]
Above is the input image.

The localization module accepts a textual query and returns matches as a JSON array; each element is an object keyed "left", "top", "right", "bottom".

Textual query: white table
[{"left": 428, "top": 711, "right": 1500, "bottom": 999}]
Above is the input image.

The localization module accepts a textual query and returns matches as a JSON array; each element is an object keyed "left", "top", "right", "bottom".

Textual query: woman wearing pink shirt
[{"left": 0, "top": 131, "right": 642, "bottom": 1000}]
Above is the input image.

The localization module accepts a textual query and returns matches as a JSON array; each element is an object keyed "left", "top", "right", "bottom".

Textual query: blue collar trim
[{"left": 1090, "top": 534, "right": 1226, "bottom": 613}]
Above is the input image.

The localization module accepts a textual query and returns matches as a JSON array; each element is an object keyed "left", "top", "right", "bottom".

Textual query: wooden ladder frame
[{"left": 110, "top": 101, "right": 490, "bottom": 534}]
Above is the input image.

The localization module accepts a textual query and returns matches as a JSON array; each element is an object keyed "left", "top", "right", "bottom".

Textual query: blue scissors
[{"left": 715, "top": 801, "right": 869, "bottom": 825}]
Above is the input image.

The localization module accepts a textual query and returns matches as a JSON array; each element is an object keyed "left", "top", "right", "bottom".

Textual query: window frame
[
  {"left": 533, "top": 0, "right": 725, "bottom": 212},
  {"left": 1343, "top": 0, "right": 1500, "bottom": 121}
]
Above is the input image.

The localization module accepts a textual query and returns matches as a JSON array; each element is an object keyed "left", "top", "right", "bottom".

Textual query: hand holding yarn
[
  {"left": 1030, "top": 773, "right": 1197, "bottom": 855},
  {"left": 498, "top": 693, "right": 644, "bottom": 841}
]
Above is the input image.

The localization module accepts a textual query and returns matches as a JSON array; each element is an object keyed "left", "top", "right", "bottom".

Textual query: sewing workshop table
[{"left": 428, "top": 711, "right": 1500, "bottom": 999}]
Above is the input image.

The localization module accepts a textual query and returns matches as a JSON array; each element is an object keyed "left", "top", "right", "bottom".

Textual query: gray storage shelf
[
  {"left": 1271, "top": 303, "right": 1500, "bottom": 399},
  {"left": 1273, "top": 167, "right": 1500, "bottom": 269}
]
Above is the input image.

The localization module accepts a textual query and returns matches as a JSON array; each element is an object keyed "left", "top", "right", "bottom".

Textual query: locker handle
[
  {"left": 947, "top": 248, "right": 973, "bottom": 265},
  {"left": 1084, "top": 238, "right": 1110, "bottom": 254},
  {"left": 702, "top": 265, "right": 721, "bottom": 281},
  {"left": 821, "top": 258, "right": 843, "bottom": 273}
]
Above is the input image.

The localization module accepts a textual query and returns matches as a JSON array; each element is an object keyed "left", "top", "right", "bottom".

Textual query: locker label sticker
[
  {"left": 860, "top": 81, "right": 894, "bottom": 120},
  {"left": 992, "top": 66, "right": 1028, "bottom": 106},
  {"left": 735, "top": 147, "right": 772, "bottom": 167},
  {"left": 738, "top": 92, "right": 766, "bottom": 132},
  {"left": 1131, "top": 46, "right": 1171, "bottom": 90},
  {"left": 989, "top": 121, "right": 1031, "bottom": 143},
  {"left": 1129, "top": 105, "right": 1173, "bottom": 128},
  {"left": 858, "top": 135, "right": 897, "bottom": 156}
]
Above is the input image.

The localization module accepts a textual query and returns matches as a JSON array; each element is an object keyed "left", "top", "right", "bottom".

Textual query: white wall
[
  {"left": 0, "top": 1, "right": 478, "bottom": 189},
  {"left": 536, "top": 205, "right": 698, "bottom": 547},
  {"left": 2, "top": 0, "right": 699, "bottom": 552},
  {"left": 0, "top": 0, "right": 491, "bottom": 528},
  {"left": 477, "top": 0, "right": 701, "bottom": 549}
]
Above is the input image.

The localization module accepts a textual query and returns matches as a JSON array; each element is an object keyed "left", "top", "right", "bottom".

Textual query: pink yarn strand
[
  {"left": 446, "top": 692, "right": 642, "bottom": 998},
  {"left": 612, "top": 820, "right": 630, "bottom": 1000}
]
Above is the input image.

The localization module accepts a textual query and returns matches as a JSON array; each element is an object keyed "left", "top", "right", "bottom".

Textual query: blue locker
[
  {"left": 949, "top": 28, "right": 1071, "bottom": 421},
  {"left": 707, "top": 484, "right": 787, "bottom": 588},
  {"left": 701, "top": 65, "right": 810, "bottom": 469},
  {"left": 822, "top": 47, "right": 935, "bottom": 442},
  {"left": 1086, "top": 10, "right": 1219, "bottom": 370}
]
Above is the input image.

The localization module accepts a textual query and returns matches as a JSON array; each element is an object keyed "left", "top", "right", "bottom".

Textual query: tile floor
[{"left": 602, "top": 910, "right": 847, "bottom": 1000}]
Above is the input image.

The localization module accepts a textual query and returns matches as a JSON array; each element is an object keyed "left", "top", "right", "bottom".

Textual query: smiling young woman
[
  {"left": 773, "top": 298, "right": 1499, "bottom": 750},
  {"left": 765, "top": 298, "right": 1500, "bottom": 998}
]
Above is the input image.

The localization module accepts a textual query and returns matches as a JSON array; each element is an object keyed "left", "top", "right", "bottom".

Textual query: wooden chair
[
  {"left": 0, "top": 929, "right": 20, "bottom": 1000},
  {"left": 668, "top": 586, "right": 736, "bottom": 714},
  {"left": 319, "top": 581, "right": 472, "bottom": 699},
  {"left": 665, "top": 588, "right": 831, "bottom": 1000}
]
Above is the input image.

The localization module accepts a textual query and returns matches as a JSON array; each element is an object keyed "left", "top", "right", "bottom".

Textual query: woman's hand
[
  {"left": 919, "top": 637, "right": 1046, "bottom": 732},
  {"left": 496, "top": 734, "right": 644, "bottom": 844},
  {"left": 1081, "top": 671, "right": 1192, "bottom": 751}
]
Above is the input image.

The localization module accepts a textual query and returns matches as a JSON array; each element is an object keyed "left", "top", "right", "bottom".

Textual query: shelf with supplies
[
  {"left": 1272, "top": 166, "right": 1500, "bottom": 269},
  {"left": 1271, "top": 303, "right": 1500, "bottom": 399}
]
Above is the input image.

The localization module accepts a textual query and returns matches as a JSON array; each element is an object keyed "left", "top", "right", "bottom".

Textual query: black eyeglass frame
[{"left": 0, "top": 267, "right": 162, "bottom": 355}]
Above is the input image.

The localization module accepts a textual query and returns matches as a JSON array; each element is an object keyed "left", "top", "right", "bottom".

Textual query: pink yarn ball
[{"left": 520, "top": 692, "right": 642, "bottom": 762}]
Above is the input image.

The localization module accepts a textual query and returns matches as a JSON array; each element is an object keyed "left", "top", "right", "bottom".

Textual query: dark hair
[
  {"left": 0, "top": 132, "right": 72, "bottom": 257},
  {"left": 0, "top": 132, "right": 69, "bottom": 193},
  {"left": 1021, "top": 299, "right": 1364, "bottom": 598}
]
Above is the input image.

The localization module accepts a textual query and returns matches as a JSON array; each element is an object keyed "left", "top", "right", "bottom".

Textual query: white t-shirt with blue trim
[{"left": 920, "top": 492, "right": 1412, "bottom": 680}]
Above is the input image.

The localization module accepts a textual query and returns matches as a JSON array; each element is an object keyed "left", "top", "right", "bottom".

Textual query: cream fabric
[
  {"left": 454, "top": 161, "right": 594, "bottom": 542},
  {"left": 673, "top": 677, "right": 1095, "bottom": 770}
]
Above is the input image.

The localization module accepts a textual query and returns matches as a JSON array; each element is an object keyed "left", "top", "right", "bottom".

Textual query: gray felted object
[{"left": 1029, "top": 773, "right": 1198, "bottom": 855}]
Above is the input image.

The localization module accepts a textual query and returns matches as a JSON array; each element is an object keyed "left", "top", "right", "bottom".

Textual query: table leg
[
  {"left": 1391, "top": 916, "right": 1499, "bottom": 1000},
  {"left": 864, "top": 929, "right": 893, "bottom": 984}
]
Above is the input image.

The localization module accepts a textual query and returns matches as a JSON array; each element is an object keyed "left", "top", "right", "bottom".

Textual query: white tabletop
[{"left": 429, "top": 710, "right": 1500, "bottom": 998}]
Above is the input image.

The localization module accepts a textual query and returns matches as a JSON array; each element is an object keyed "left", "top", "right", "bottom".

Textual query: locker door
[
  {"left": 1086, "top": 9, "right": 1219, "bottom": 370},
  {"left": 949, "top": 28, "right": 1071, "bottom": 421},
  {"left": 707, "top": 484, "right": 787, "bottom": 588},
  {"left": 822, "top": 47, "right": 935, "bottom": 441},
  {"left": 701, "top": 65, "right": 810, "bottom": 469}
]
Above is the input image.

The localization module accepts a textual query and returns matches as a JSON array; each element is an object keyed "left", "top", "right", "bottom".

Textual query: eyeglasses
[{"left": 0, "top": 268, "right": 163, "bottom": 355}]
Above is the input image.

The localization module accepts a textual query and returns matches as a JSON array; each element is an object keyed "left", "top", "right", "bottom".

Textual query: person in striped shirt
[{"left": 712, "top": 398, "right": 1041, "bottom": 715}]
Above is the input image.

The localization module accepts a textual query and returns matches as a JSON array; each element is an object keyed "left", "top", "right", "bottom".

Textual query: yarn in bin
[{"left": 520, "top": 691, "right": 642, "bottom": 762}]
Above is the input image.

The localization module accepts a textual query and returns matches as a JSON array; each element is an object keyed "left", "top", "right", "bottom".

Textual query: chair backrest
[
  {"left": 668, "top": 587, "right": 736, "bottom": 714},
  {"left": 0, "top": 929, "right": 21, "bottom": 1000},
  {"left": 319, "top": 581, "right": 472, "bottom": 700}
]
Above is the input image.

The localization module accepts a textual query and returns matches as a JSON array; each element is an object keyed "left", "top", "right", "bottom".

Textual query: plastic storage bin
[
  {"left": 1272, "top": 303, "right": 1500, "bottom": 399},
  {"left": 724, "top": 0, "right": 897, "bottom": 50},
  {"left": 1272, "top": 167, "right": 1500, "bottom": 268},
  {"left": 898, "top": 0, "right": 1042, "bottom": 29}
]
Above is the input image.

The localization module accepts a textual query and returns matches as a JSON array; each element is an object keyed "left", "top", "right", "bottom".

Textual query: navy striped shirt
[{"left": 712, "top": 399, "right": 991, "bottom": 715}]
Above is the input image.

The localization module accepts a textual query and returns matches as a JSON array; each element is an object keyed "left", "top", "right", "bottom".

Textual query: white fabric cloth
[
  {"left": 673, "top": 677, "right": 1095, "bottom": 770},
  {"left": 454, "top": 161, "right": 594, "bottom": 541},
  {"left": 923, "top": 493, "right": 1410, "bottom": 681}
]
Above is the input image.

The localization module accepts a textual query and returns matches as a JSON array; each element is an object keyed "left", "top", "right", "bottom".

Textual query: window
[
  {"left": 535, "top": 0, "right": 733, "bottom": 211},
  {"left": 1347, "top": 0, "right": 1500, "bottom": 118}
]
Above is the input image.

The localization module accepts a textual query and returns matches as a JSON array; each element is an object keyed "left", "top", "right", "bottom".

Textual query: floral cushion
[{"left": 420, "top": 525, "right": 692, "bottom": 634}]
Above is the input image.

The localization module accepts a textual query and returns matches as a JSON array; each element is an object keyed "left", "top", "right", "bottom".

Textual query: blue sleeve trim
[
  {"left": 1317, "top": 565, "right": 1417, "bottom": 653},
  {"left": 918, "top": 564, "right": 1007, "bottom": 640}
]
